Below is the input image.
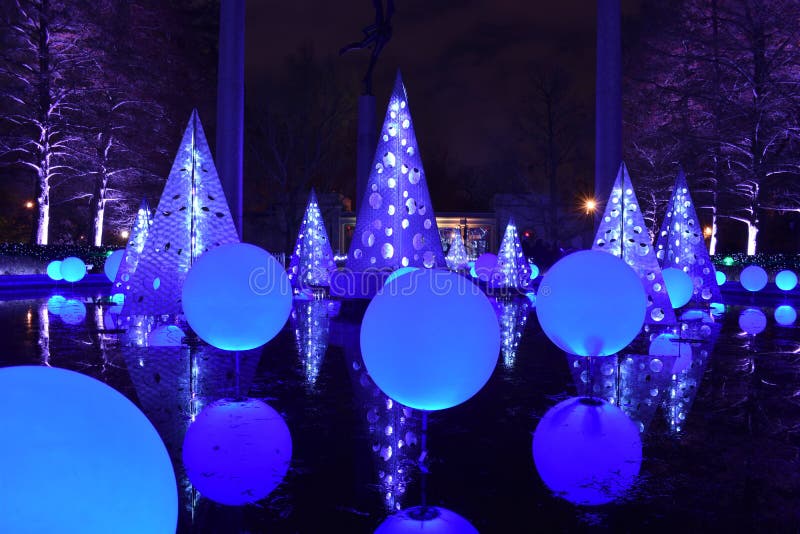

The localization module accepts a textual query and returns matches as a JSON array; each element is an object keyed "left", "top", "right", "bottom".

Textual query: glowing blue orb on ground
[
  {"left": 740, "top": 265, "right": 767, "bottom": 292},
  {"left": 738, "top": 307, "right": 767, "bottom": 335},
  {"left": 533, "top": 397, "right": 642, "bottom": 505},
  {"left": 710, "top": 302, "right": 725, "bottom": 316},
  {"left": 60, "top": 299, "right": 86, "bottom": 325},
  {"left": 0, "top": 366, "right": 177, "bottom": 533},
  {"left": 46, "top": 260, "right": 63, "bottom": 281},
  {"left": 360, "top": 269, "right": 500, "bottom": 411},
  {"left": 775, "top": 270, "right": 798, "bottom": 291},
  {"left": 535, "top": 250, "right": 646, "bottom": 356},
  {"left": 103, "top": 249, "right": 125, "bottom": 282},
  {"left": 474, "top": 252, "right": 497, "bottom": 282},
  {"left": 774, "top": 305, "right": 796, "bottom": 326},
  {"left": 385, "top": 266, "right": 418, "bottom": 286},
  {"left": 467, "top": 261, "right": 477, "bottom": 278},
  {"left": 60, "top": 256, "right": 86, "bottom": 283},
  {"left": 374, "top": 506, "right": 478, "bottom": 534},
  {"left": 182, "top": 243, "right": 293, "bottom": 351},
  {"left": 530, "top": 263, "right": 540, "bottom": 280},
  {"left": 46, "top": 295, "right": 66, "bottom": 315},
  {"left": 715, "top": 271, "right": 726, "bottom": 285},
  {"left": 183, "top": 399, "right": 292, "bottom": 506},
  {"left": 662, "top": 267, "right": 693, "bottom": 308},
  {"left": 148, "top": 325, "right": 185, "bottom": 347}
]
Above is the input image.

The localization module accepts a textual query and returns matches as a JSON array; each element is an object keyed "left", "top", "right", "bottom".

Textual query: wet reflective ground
[{"left": 1, "top": 288, "right": 799, "bottom": 532}]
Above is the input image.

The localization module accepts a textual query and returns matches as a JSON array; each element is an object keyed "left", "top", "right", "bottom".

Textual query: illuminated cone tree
[
  {"left": 495, "top": 217, "right": 532, "bottom": 289},
  {"left": 287, "top": 189, "right": 336, "bottom": 288},
  {"left": 445, "top": 232, "right": 469, "bottom": 270},
  {"left": 113, "top": 197, "right": 152, "bottom": 297}
]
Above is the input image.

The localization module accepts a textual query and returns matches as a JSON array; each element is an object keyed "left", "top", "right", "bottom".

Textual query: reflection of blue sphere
[
  {"left": 183, "top": 399, "right": 292, "bottom": 506},
  {"left": 46, "top": 260, "right": 63, "bottom": 281},
  {"left": 375, "top": 506, "right": 478, "bottom": 534},
  {"left": 384, "top": 266, "right": 418, "bottom": 286},
  {"left": 662, "top": 267, "right": 693, "bottom": 308},
  {"left": 0, "top": 366, "right": 177, "bottom": 533},
  {"left": 774, "top": 305, "right": 796, "bottom": 326},
  {"left": 104, "top": 250, "right": 125, "bottom": 282},
  {"left": 47, "top": 295, "right": 66, "bottom": 315},
  {"left": 148, "top": 325, "right": 185, "bottom": 347},
  {"left": 533, "top": 397, "right": 642, "bottom": 505},
  {"left": 715, "top": 271, "right": 726, "bottom": 286},
  {"left": 740, "top": 265, "right": 767, "bottom": 292},
  {"left": 530, "top": 264, "right": 540, "bottom": 280},
  {"left": 775, "top": 270, "right": 798, "bottom": 291},
  {"left": 474, "top": 253, "right": 497, "bottom": 282},
  {"left": 525, "top": 291, "right": 537, "bottom": 305},
  {"left": 61, "top": 299, "right": 86, "bottom": 325},
  {"left": 182, "top": 243, "right": 293, "bottom": 351},
  {"left": 60, "top": 257, "right": 86, "bottom": 283},
  {"left": 738, "top": 307, "right": 767, "bottom": 335},
  {"left": 361, "top": 269, "right": 500, "bottom": 411},
  {"left": 535, "top": 250, "right": 646, "bottom": 356}
]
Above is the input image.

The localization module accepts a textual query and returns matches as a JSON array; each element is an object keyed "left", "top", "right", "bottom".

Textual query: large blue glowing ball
[
  {"left": 774, "top": 305, "right": 796, "bottom": 326},
  {"left": 46, "top": 294, "right": 66, "bottom": 315},
  {"left": 530, "top": 263, "right": 540, "bottom": 280},
  {"left": 60, "top": 256, "right": 86, "bottom": 283},
  {"left": 775, "top": 270, "right": 798, "bottom": 291},
  {"left": 148, "top": 325, "right": 185, "bottom": 347},
  {"left": 535, "top": 250, "right": 646, "bottom": 357},
  {"left": 182, "top": 243, "right": 293, "bottom": 351},
  {"left": 385, "top": 266, "right": 418, "bottom": 286},
  {"left": 738, "top": 307, "right": 767, "bottom": 335},
  {"left": 46, "top": 260, "right": 63, "bottom": 281},
  {"left": 103, "top": 249, "right": 125, "bottom": 282},
  {"left": 360, "top": 269, "right": 500, "bottom": 411},
  {"left": 0, "top": 366, "right": 177, "bottom": 533},
  {"left": 474, "top": 252, "right": 498, "bottom": 282},
  {"left": 374, "top": 506, "right": 478, "bottom": 534},
  {"left": 740, "top": 265, "right": 768, "bottom": 292},
  {"left": 715, "top": 270, "right": 726, "bottom": 286},
  {"left": 182, "top": 399, "right": 292, "bottom": 506},
  {"left": 662, "top": 267, "right": 693, "bottom": 309},
  {"left": 532, "top": 397, "right": 642, "bottom": 505},
  {"left": 60, "top": 299, "right": 86, "bottom": 325}
]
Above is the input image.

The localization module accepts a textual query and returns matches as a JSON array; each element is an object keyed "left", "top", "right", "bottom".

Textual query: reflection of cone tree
[
  {"left": 287, "top": 189, "right": 336, "bottom": 289},
  {"left": 290, "top": 300, "right": 330, "bottom": 386}
]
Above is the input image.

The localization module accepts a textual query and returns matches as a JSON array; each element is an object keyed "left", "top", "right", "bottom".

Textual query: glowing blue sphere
[
  {"left": 60, "top": 256, "right": 86, "bottom": 283},
  {"left": 60, "top": 299, "right": 86, "bottom": 325},
  {"left": 385, "top": 266, "right": 418, "bottom": 286},
  {"left": 535, "top": 250, "right": 646, "bottom": 357},
  {"left": 738, "top": 307, "right": 767, "bottom": 335},
  {"left": 740, "top": 265, "right": 767, "bottom": 292},
  {"left": 715, "top": 270, "right": 726, "bottom": 285},
  {"left": 360, "top": 269, "right": 500, "bottom": 411},
  {"left": 103, "top": 249, "right": 125, "bottom": 282},
  {"left": 182, "top": 243, "right": 293, "bottom": 351},
  {"left": 775, "top": 270, "right": 798, "bottom": 291},
  {"left": 530, "top": 263, "right": 540, "bottom": 280},
  {"left": 374, "top": 506, "right": 478, "bottom": 534},
  {"left": 662, "top": 267, "right": 693, "bottom": 308},
  {"left": 532, "top": 397, "right": 642, "bottom": 505},
  {"left": 183, "top": 399, "right": 292, "bottom": 505},
  {"left": 148, "top": 325, "right": 185, "bottom": 347},
  {"left": 525, "top": 291, "right": 537, "bottom": 305},
  {"left": 46, "top": 295, "right": 66, "bottom": 315},
  {"left": 46, "top": 260, "right": 63, "bottom": 281},
  {"left": 474, "top": 252, "right": 497, "bottom": 282},
  {"left": 467, "top": 261, "right": 477, "bottom": 278},
  {"left": 774, "top": 305, "right": 796, "bottom": 326},
  {"left": 0, "top": 366, "right": 177, "bottom": 533},
  {"left": 710, "top": 302, "right": 725, "bottom": 316}
]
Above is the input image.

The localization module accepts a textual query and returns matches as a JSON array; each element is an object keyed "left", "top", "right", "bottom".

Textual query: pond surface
[{"left": 1, "top": 287, "right": 799, "bottom": 532}]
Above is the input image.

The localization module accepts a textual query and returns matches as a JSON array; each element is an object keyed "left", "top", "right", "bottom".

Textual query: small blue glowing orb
[
  {"left": 110, "top": 292, "right": 125, "bottom": 305},
  {"left": 533, "top": 397, "right": 642, "bottom": 505},
  {"left": 385, "top": 266, "right": 418, "bottom": 286},
  {"left": 183, "top": 399, "right": 292, "bottom": 506},
  {"left": 148, "top": 325, "right": 185, "bottom": 347},
  {"left": 710, "top": 302, "right": 725, "bottom": 316},
  {"left": 103, "top": 249, "right": 125, "bottom": 282},
  {"left": 474, "top": 252, "right": 498, "bottom": 282},
  {"left": 182, "top": 243, "right": 293, "bottom": 351},
  {"left": 360, "top": 269, "right": 500, "bottom": 411},
  {"left": 46, "top": 294, "right": 66, "bottom": 315},
  {"left": 525, "top": 291, "right": 537, "bottom": 305},
  {"left": 60, "top": 256, "right": 86, "bottom": 283},
  {"left": 374, "top": 506, "right": 478, "bottom": 534},
  {"left": 0, "top": 366, "right": 177, "bottom": 533},
  {"left": 715, "top": 271, "right": 726, "bottom": 286},
  {"left": 775, "top": 270, "right": 798, "bottom": 291},
  {"left": 60, "top": 299, "right": 86, "bottom": 325},
  {"left": 774, "top": 305, "right": 796, "bottom": 326},
  {"left": 738, "top": 307, "right": 767, "bottom": 335},
  {"left": 740, "top": 265, "right": 768, "bottom": 292},
  {"left": 535, "top": 250, "right": 646, "bottom": 357},
  {"left": 530, "top": 263, "right": 540, "bottom": 280},
  {"left": 46, "top": 260, "right": 63, "bottom": 281},
  {"left": 467, "top": 261, "right": 477, "bottom": 278},
  {"left": 662, "top": 267, "right": 693, "bottom": 309}
]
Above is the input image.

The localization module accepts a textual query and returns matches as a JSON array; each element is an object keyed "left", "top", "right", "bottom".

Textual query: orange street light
[
  {"left": 120, "top": 230, "right": 130, "bottom": 239},
  {"left": 703, "top": 226, "right": 712, "bottom": 238},
  {"left": 584, "top": 198, "right": 597, "bottom": 214},
  {"left": 24, "top": 201, "right": 34, "bottom": 209}
]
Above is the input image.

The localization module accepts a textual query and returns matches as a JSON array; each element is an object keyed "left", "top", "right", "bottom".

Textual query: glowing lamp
[
  {"left": 474, "top": 253, "right": 498, "bottom": 282},
  {"left": 715, "top": 271, "right": 726, "bottom": 285},
  {"left": 182, "top": 243, "right": 293, "bottom": 351},
  {"left": 661, "top": 267, "right": 693, "bottom": 308},
  {"left": 740, "top": 265, "right": 767, "bottom": 292},
  {"left": 384, "top": 266, "right": 418, "bottom": 286},
  {"left": 46, "top": 260, "right": 63, "bottom": 281},
  {"left": 775, "top": 270, "right": 797, "bottom": 291},
  {"left": 148, "top": 325, "right": 185, "bottom": 347},
  {"left": 738, "top": 307, "right": 766, "bottom": 335},
  {"left": 535, "top": 250, "right": 646, "bottom": 356},
  {"left": 104, "top": 249, "right": 125, "bottom": 282},
  {"left": 774, "top": 305, "right": 796, "bottom": 326},
  {"left": 374, "top": 506, "right": 478, "bottom": 534},
  {"left": 60, "top": 256, "right": 86, "bottom": 283},
  {"left": 360, "top": 269, "right": 500, "bottom": 411},
  {"left": 0, "top": 366, "right": 177, "bottom": 533},
  {"left": 60, "top": 299, "right": 86, "bottom": 325},
  {"left": 532, "top": 397, "right": 642, "bottom": 505},
  {"left": 182, "top": 399, "right": 292, "bottom": 506},
  {"left": 46, "top": 295, "right": 66, "bottom": 315}
]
